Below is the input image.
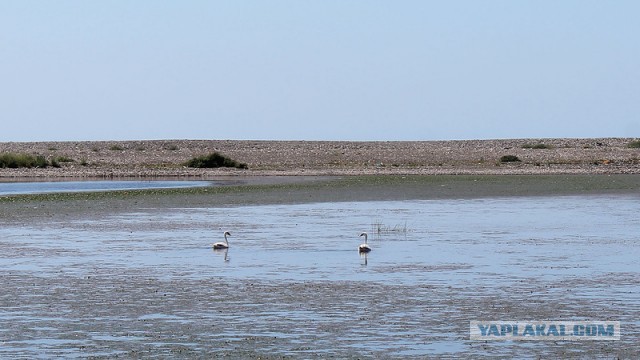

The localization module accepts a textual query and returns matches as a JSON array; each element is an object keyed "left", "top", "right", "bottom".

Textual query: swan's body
[
  {"left": 213, "top": 231, "right": 231, "bottom": 250},
  {"left": 358, "top": 232, "right": 372, "bottom": 253}
]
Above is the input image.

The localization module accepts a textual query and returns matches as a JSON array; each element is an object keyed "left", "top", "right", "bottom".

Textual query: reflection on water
[
  {"left": 213, "top": 248, "right": 230, "bottom": 262},
  {"left": 0, "top": 180, "right": 212, "bottom": 195},
  {"left": 360, "top": 252, "right": 369, "bottom": 266},
  {"left": 1, "top": 194, "right": 639, "bottom": 357}
]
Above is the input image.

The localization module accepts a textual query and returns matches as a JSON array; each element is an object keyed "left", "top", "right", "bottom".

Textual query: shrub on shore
[
  {"left": 49, "top": 156, "right": 75, "bottom": 168},
  {"left": 0, "top": 153, "right": 50, "bottom": 168},
  {"left": 500, "top": 155, "right": 521, "bottom": 163},
  {"left": 185, "top": 152, "right": 248, "bottom": 169},
  {"left": 522, "top": 143, "right": 552, "bottom": 149},
  {"left": 627, "top": 140, "right": 640, "bottom": 148}
]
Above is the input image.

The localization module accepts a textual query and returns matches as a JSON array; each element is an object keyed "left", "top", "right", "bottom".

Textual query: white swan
[
  {"left": 213, "top": 231, "right": 231, "bottom": 250},
  {"left": 358, "top": 232, "right": 371, "bottom": 253}
]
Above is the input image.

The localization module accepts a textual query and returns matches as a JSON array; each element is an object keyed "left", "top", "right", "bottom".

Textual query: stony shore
[{"left": 1, "top": 138, "right": 639, "bottom": 178}]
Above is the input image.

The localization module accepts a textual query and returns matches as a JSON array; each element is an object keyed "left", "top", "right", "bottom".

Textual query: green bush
[
  {"left": 522, "top": 143, "right": 552, "bottom": 149},
  {"left": 185, "top": 152, "right": 248, "bottom": 169},
  {"left": 54, "top": 156, "right": 74, "bottom": 163},
  {"left": 0, "top": 153, "right": 50, "bottom": 168},
  {"left": 500, "top": 155, "right": 521, "bottom": 163},
  {"left": 627, "top": 140, "right": 640, "bottom": 148},
  {"left": 50, "top": 156, "right": 74, "bottom": 168}
]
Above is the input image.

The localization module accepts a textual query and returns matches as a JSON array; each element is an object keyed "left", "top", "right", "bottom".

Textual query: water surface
[
  {"left": 0, "top": 180, "right": 211, "bottom": 196},
  {"left": 1, "top": 194, "right": 638, "bottom": 357}
]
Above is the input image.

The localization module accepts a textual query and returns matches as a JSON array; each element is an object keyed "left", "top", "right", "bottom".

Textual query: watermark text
[{"left": 470, "top": 321, "right": 620, "bottom": 341}]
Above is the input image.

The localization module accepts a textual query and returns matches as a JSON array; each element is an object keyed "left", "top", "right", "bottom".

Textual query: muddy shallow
[{"left": 1, "top": 176, "right": 639, "bottom": 358}]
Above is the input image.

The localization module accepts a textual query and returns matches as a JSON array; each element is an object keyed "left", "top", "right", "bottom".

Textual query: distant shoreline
[{"left": 1, "top": 138, "right": 639, "bottom": 178}]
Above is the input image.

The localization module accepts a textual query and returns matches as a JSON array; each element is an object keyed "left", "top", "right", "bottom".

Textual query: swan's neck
[
  {"left": 362, "top": 234, "right": 368, "bottom": 243},
  {"left": 224, "top": 234, "right": 229, "bottom": 245}
]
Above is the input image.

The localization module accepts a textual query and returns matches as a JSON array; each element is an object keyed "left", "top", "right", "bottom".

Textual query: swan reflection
[
  {"left": 360, "top": 251, "right": 368, "bottom": 266},
  {"left": 212, "top": 247, "right": 229, "bottom": 262}
]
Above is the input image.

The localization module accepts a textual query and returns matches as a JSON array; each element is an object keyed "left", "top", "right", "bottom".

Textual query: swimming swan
[
  {"left": 358, "top": 232, "right": 372, "bottom": 253},
  {"left": 213, "top": 231, "right": 231, "bottom": 250}
]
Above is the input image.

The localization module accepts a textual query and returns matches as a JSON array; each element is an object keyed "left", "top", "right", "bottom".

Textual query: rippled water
[{"left": 1, "top": 194, "right": 639, "bottom": 357}]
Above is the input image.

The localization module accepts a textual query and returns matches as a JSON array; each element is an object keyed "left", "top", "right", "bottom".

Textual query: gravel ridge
[{"left": 1, "top": 138, "right": 639, "bottom": 178}]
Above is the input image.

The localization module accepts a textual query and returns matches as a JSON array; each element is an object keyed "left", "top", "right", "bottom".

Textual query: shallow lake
[
  {"left": 1, "top": 194, "right": 639, "bottom": 357},
  {"left": 0, "top": 180, "right": 211, "bottom": 196}
]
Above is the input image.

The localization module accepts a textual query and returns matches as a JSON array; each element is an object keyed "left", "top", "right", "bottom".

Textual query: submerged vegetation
[
  {"left": 4, "top": 174, "right": 640, "bottom": 211},
  {"left": 185, "top": 152, "right": 248, "bottom": 169},
  {"left": 372, "top": 220, "right": 409, "bottom": 234}
]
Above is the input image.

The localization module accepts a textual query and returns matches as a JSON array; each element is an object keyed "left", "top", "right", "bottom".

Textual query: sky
[{"left": 1, "top": 1, "right": 638, "bottom": 142}]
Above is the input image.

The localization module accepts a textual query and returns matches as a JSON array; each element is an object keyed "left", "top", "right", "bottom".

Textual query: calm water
[
  {"left": 0, "top": 180, "right": 211, "bottom": 196},
  {"left": 1, "top": 194, "right": 639, "bottom": 357}
]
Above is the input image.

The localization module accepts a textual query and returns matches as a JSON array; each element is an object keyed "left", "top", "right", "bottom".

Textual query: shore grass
[
  {"left": 0, "top": 153, "right": 50, "bottom": 168},
  {"left": 522, "top": 143, "right": 553, "bottom": 149},
  {"left": 628, "top": 140, "right": 640, "bottom": 148}
]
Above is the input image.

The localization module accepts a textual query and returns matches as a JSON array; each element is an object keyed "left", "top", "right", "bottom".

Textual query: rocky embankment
[{"left": 1, "top": 138, "right": 639, "bottom": 178}]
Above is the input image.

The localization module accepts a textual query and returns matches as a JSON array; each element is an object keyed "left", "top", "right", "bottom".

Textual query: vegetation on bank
[
  {"left": 0, "top": 153, "right": 51, "bottom": 168},
  {"left": 7, "top": 146, "right": 548, "bottom": 172},
  {"left": 499, "top": 155, "right": 521, "bottom": 163},
  {"left": 0, "top": 153, "right": 85, "bottom": 169},
  {"left": 185, "top": 152, "right": 248, "bottom": 169},
  {"left": 628, "top": 140, "right": 640, "bottom": 148},
  {"left": 522, "top": 143, "right": 552, "bottom": 149}
]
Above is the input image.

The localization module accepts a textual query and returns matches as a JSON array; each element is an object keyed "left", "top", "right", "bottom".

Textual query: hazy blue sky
[{"left": 1, "top": 1, "right": 638, "bottom": 141}]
